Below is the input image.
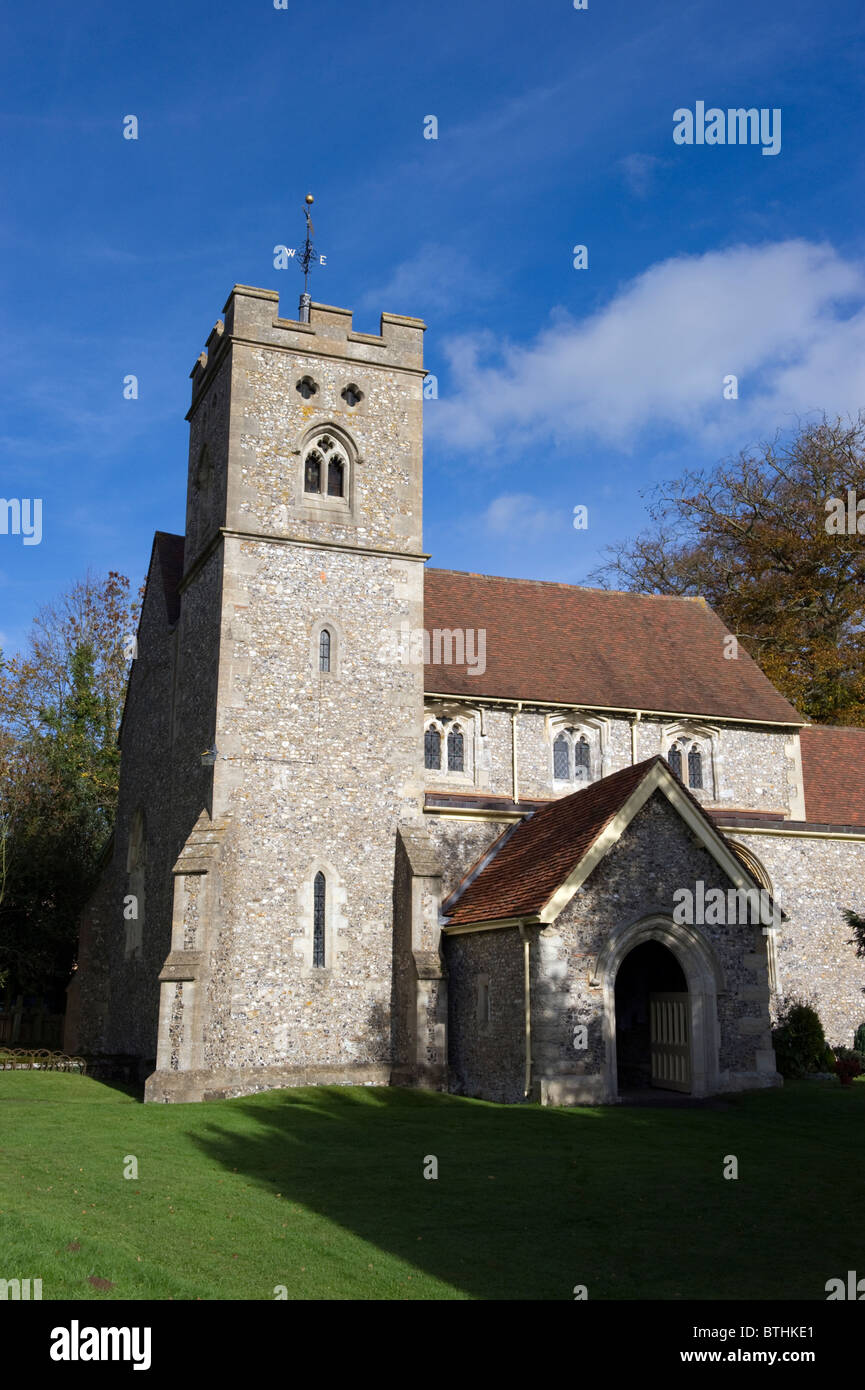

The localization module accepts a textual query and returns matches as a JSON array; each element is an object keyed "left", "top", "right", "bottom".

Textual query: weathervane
[
  {"left": 297, "top": 193, "right": 326, "bottom": 322},
  {"left": 272, "top": 193, "right": 328, "bottom": 319}
]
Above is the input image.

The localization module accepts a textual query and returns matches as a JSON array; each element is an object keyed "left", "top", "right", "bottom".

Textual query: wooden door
[{"left": 650, "top": 992, "right": 691, "bottom": 1092}]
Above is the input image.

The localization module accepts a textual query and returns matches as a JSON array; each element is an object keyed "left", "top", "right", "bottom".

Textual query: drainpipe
[
  {"left": 512, "top": 702, "right": 522, "bottom": 804},
  {"left": 518, "top": 923, "right": 532, "bottom": 1099},
  {"left": 631, "top": 710, "right": 642, "bottom": 764}
]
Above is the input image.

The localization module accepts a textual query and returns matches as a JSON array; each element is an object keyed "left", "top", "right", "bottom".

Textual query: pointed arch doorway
[
  {"left": 594, "top": 916, "right": 724, "bottom": 1102},
  {"left": 615, "top": 940, "right": 690, "bottom": 1093}
]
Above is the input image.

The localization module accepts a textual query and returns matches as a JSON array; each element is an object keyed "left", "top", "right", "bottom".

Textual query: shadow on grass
[
  {"left": 191, "top": 1086, "right": 596, "bottom": 1298},
  {"left": 184, "top": 1082, "right": 858, "bottom": 1300},
  {"left": 91, "top": 1077, "right": 145, "bottom": 1102}
]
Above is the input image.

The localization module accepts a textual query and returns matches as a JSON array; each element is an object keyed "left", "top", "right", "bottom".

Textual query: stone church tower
[{"left": 72, "top": 285, "right": 437, "bottom": 1101}]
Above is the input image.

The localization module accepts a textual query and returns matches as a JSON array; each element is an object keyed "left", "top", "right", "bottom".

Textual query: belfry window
[
  {"left": 313, "top": 872, "right": 326, "bottom": 967},
  {"left": 303, "top": 433, "right": 348, "bottom": 502}
]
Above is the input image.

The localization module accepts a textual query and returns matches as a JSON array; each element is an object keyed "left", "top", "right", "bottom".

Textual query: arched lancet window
[
  {"left": 553, "top": 734, "right": 570, "bottom": 781},
  {"left": 668, "top": 744, "right": 683, "bottom": 780},
  {"left": 319, "top": 628, "right": 331, "bottom": 673},
  {"left": 574, "top": 735, "right": 591, "bottom": 782},
  {"left": 447, "top": 724, "right": 464, "bottom": 772},
  {"left": 688, "top": 745, "right": 703, "bottom": 789},
  {"left": 313, "top": 872, "right": 326, "bottom": 968},
  {"left": 304, "top": 451, "right": 322, "bottom": 494},
  {"left": 424, "top": 725, "right": 441, "bottom": 770},
  {"left": 327, "top": 457, "right": 344, "bottom": 497}
]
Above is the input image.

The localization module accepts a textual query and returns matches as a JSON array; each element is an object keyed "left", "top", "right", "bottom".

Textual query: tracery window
[
  {"left": 552, "top": 727, "right": 593, "bottom": 784},
  {"left": 424, "top": 715, "right": 473, "bottom": 778},
  {"left": 303, "top": 433, "right": 347, "bottom": 499}
]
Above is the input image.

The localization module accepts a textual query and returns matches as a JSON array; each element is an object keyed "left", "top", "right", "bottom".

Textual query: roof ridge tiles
[{"left": 426, "top": 566, "right": 705, "bottom": 603}]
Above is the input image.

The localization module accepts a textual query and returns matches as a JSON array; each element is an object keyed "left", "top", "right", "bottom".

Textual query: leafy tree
[
  {"left": 0, "top": 570, "right": 134, "bottom": 747},
  {"left": 0, "top": 573, "right": 137, "bottom": 998},
  {"left": 591, "top": 414, "right": 865, "bottom": 725}
]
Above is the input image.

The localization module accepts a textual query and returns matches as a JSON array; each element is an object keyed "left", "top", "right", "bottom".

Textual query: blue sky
[{"left": 1, "top": 0, "right": 864, "bottom": 655}]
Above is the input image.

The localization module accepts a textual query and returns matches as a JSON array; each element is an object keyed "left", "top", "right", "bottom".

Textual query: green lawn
[{"left": 0, "top": 1072, "right": 862, "bottom": 1300}]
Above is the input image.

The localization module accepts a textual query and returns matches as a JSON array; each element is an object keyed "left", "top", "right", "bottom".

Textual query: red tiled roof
[
  {"left": 800, "top": 726, "right": 865, "bottom": 827},
  {"left": 444, "top": 757, "right": 660, "bottom": 927},
  {"left": 423, "top": 569, "right": 802, "bottom": 725}
]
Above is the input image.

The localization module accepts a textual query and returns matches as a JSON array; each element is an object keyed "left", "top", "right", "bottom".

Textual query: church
[{"left": 66, "top": 282, "right": 865, "bottom": 1104}]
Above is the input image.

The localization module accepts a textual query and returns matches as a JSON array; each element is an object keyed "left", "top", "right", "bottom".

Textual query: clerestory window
[
  {"left": 668, "top": 737, "right": 707, "bottom": 792},
  {"left": 552, "top": 727, "right": 593, "bottom": 784}
]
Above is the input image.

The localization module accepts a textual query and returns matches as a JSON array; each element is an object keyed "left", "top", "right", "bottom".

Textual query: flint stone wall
[
  {"left": 422, "top": 706, "right": 803, "bottom": 817},
  {"left": 733, "top": 831, "right": 865, "bottom": 1046}
]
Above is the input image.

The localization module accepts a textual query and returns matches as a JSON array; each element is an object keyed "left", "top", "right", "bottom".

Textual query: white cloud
[
  {"left": 481, "top": 493, "right": 564, "bottom": 540},
  {"left": 430, "top": 239, "right": 865, "bottom": 456}
]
